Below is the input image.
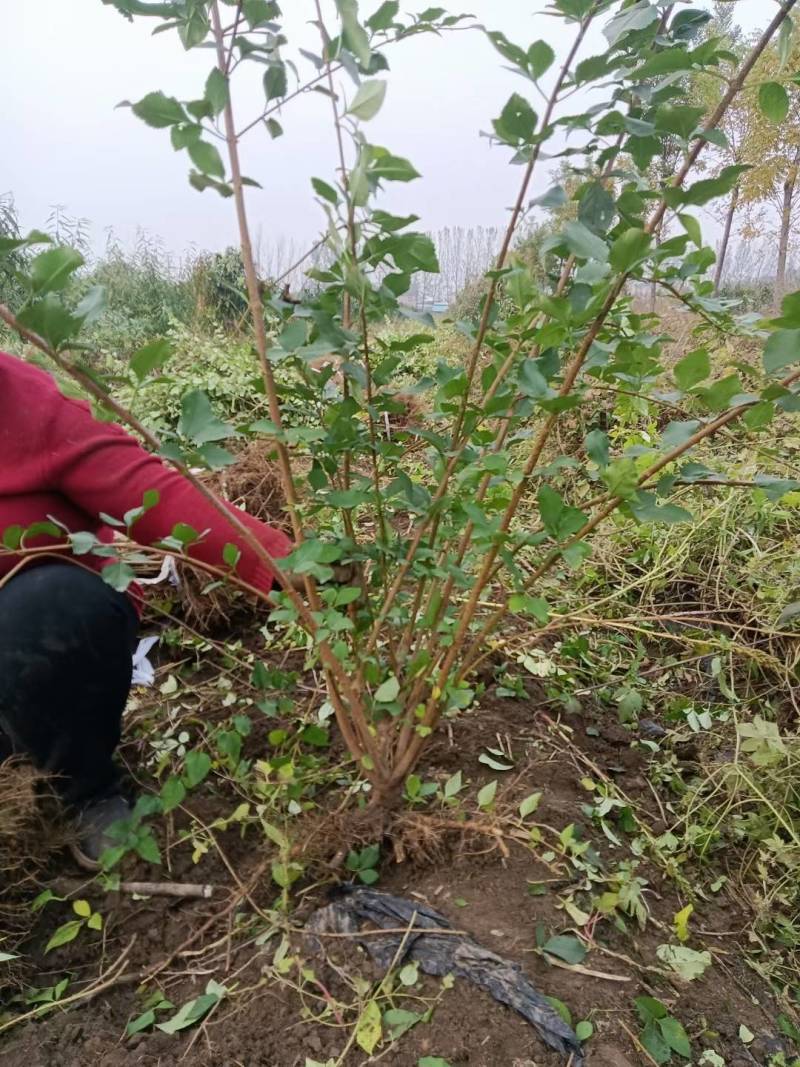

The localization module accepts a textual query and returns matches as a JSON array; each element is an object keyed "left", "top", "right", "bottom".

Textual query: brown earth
[{"left": 1, "top": 686, "right": 797, "bottom": 1067}]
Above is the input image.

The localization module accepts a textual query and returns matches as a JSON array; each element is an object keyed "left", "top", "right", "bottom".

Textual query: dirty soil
[{"left": 1, "top": 685, "right": 796, "bottom": 1067}]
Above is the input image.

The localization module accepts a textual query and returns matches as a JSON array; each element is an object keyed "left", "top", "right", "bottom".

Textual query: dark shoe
[{"left": 71, "top": 794, "right": 132, "bottom": 871}]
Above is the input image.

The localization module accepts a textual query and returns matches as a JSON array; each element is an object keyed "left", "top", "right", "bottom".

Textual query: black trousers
[{"left": 0, "top": 563, "right": 138, "bottom": 805}]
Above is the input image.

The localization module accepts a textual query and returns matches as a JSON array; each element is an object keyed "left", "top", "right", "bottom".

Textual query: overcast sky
[{"left": 2, "top": 1, "right": 766, "bottom": 264}]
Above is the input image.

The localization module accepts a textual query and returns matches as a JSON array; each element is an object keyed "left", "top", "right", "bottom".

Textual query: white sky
[{"left": 2, "top": 1, "right": 766, "bottom": 261}]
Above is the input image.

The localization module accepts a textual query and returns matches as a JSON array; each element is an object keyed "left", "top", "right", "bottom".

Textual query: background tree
[
  {"left": 692, "top": 2, "right": 748, "bottom": 292},
  {"left": 739, "top": 29, "right": 800, "bottom": 302}
]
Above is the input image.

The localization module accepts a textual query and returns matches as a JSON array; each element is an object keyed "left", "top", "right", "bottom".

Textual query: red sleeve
[{"left": 41, "top": 387, "right": 293, "bottom": 594}]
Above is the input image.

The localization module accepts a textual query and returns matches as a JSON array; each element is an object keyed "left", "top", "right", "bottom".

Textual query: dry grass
[{"left": 0, "top": 761, "right": 67, "bottom": 987}]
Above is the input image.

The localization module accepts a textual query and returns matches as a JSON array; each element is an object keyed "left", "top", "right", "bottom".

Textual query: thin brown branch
[{"left": 365, "top": 2, "right": 600, "bottom": 655}]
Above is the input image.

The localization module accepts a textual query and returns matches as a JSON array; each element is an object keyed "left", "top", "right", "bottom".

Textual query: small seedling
[
  {"left": 346, "top": 844, "right": 381, "bottom": 885},
  {"left": 635, "top": 996, "right": 691, "bottom": 1064},
  {"left": 45, "top": 900, "right": 103, "bottom": 954}
]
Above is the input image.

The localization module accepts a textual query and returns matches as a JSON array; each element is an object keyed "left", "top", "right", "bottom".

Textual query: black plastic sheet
[{"left": 305, "top": 884, "right": 583, "bottom": 1064}]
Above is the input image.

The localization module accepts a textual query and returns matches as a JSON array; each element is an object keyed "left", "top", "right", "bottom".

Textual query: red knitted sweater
[{"left": 0, "top": 351, "right": 292, "bottom": 604}]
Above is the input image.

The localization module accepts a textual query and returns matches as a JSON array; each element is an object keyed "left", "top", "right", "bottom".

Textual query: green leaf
[
  {"left": 243, "top": 0, "right": 275, "bottom": 27},
  {"left": 679, "top": 165, "right": 749, "bottom": 208},
  {"left": 542, "top": 934, "right": 587, "bottom": 964},
  {"left": 160, "top": 776, "right": 186, "bottom": 813},
  {"left": 45, "top": 920, "right": 83, "bottom": 953},
  {"left": 367, "top": 1, "right": 399, "bottom": 31},
  {"left": 264, "top": 62, "right": 288, "bottom": 101},
  {"left": 519, "top": 359, "right": 549, "bottom": 398},
  {"left": 641, "top": 1021, "right": 671, "bottom": 1065},
  {"left": 443, "top": 771, "right": 463, "bottom": 799},
  {"left": 312, "top": 177, "right": 339, "bottom": 204},
  {"left": 531, "top": 184, "right": 566, "bottom": 209},
  {"left": 477, "top": 780, "right": 497, "bottom": 809},
  {"left": 562, "top": 220, "right": 607, "bottom": 262},
  {"left": 72, "top": 899, "right": 92, "bottom": 918},
  {"left": 774, "top": 290, "right": 800, "bottom": 327},
  {"left": 585, "top": 429, "right": 609, "bottom": 467},
  {"left": 188, "top": 172, "right": 233, "bottom": 198},
  {"left": 602, "top": 458, "right": 639, "bottom": 499},
  {"left": 764, "top": 329, "right": 800, "bottom": 375},
  {"left": 656, "top": 944, "right": 711, "bottom": 982},
  {"left": 368, "top": 147, "right": 420, "bottom": 182},
  {"left": 383, "top": 1007, "right": 421, "bottom": 1038},
  {"left": 157, "top": 990, "right": 221, "bottom": 1034},
  {"left": 205, "top": 68, "right": 229, "bottom": 116},
  {"left": 300, "top": 724, "right": 330, "bottom": 748},
  {"left": 0, "top": 228, "right": 50, "bottom": 255},
  {"left": 633, "top": 47, "right": 692, "bottom": 79},
  {"left": 375, "top": 675, "right": 400, "bottom": 702},
  {"left": 629, "top": 491, "right": 692, "bottom": 525},
  {"left": 635, "top": 996, "right": 668, "bottom": 1023},
  {"left": 74, "top": 285, "right": 107, "bottom": 327},
  {"left": 347, "top": 79, "right": 387, "bottom": 120},
  {"left": 519, "top": 792, "right": 542, "bottom": 818},
  {"left": 326, "top": 489, "right": 371, "bottom": 508},
  {"left": 126, "top": 1009, "right": 156, "bottom": 1036},
  {"left": 179, "top": 390, "right": 232, "bottom": 444},
  {"left": 578, "top": 182, "right": 615, "bottom": 235},
  {"left": 678, "top": 213, "right": 702, "bottom": 247},
  {"left": 674, "top": 347, "right": 710, "bottom": 389},
  {"left": 603, "top": 1, "right": 658, "bottom": 47},
  {"left": 608, "top": 228, "right": 651, "bottom": 272},
  {"left": 654, "top": 104, "right": 705, "bottom": 141},
  {"left": 30, "top": 246, "right": 84, "bottom": 294},
  {"left": 131, "top": 91, "right": 186, "bottom": 128},
  {"left": 545, "top": 995, "right": 573, "bottom": 1026},
  {"left": 183, "top": 750, "right": 212, "bottom": 788},
  {"left": 136, "top": 831, "right": 162, "bottom": 865},
  {"left": 617, "top": 689, "right": 642, "bottom": 723},
  {"left": 131, "top": 338, "right": 174, "bottom": 381},
  {"left": 222, "top": 543, "right": 241, "bottom": 569},
  {"left": 187, "top": 140, "right": 225, "bottom": 179},
  {"left": 101, "top": 562, "right": 137, "bottom": 593},
  {"left": 528, "top": 40, "right": 555, "bottom": 79},
  {"left": 171, "top": 123, "right": 202, "bottom": 150},
  {"left": 337, "top": 0, "right": 372, "bottom": 66},
  {"left": 492, "top": 93, "right": 538, "bottom": 147},
  {"left": 16, "top": 296, "right": 82, "bottom": 349},
  {"left": 538, "top": 485, "right": 587, "bottom": 540},
  {"left": 759, "top": 81, "right": 790, "bottom": 123},
  {"left": 674, "top": 903, "right": 692, "bottom": 942},
  {"left": 508, "top": 594, "right": 549, "bottom": 623},
  {"left": 659, "top": 1016, "right": 691, "bottom": 1058},
  {"left": 355, "top": 999, "right": 382, "bottom": 1055},
  {"left": 575, "top": 1020, "right": 593, "bottom": 1042}
]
